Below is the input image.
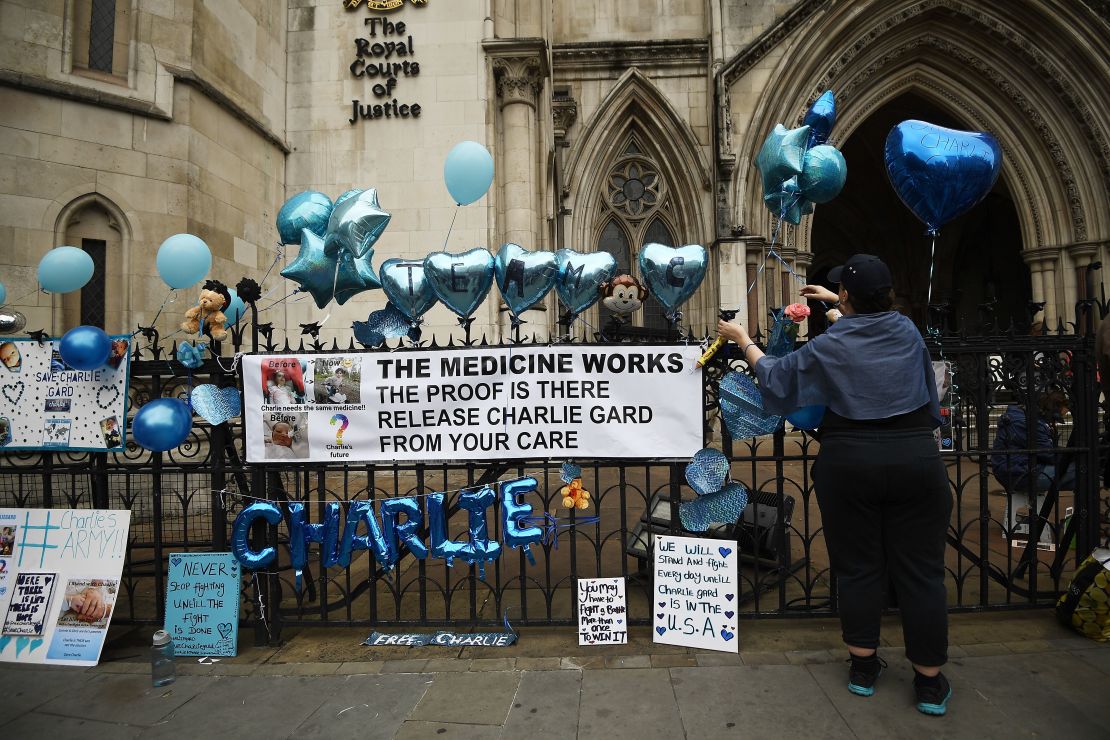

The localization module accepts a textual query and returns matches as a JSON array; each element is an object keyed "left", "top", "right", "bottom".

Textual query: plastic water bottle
[{"left": 151, "top": 630, "right": 176, "bottom": 687}]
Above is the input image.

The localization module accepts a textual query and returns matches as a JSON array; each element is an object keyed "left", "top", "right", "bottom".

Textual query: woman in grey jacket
[{"left": 718, "top": 254, "right": 953, "bottom": 716}]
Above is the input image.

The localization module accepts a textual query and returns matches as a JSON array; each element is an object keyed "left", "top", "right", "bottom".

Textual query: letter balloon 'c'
[{"left": 232, "top": 502, "right": 283, "bottom": 570}]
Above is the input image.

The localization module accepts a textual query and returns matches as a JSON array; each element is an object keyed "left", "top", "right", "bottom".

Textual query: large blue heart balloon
[
  {"left": 324, "top": 188, "right": 391, "bottom": 258},
  {"left": 380, "top": 258, "right": 438, "bottom": 322},
  {"left": 424, "top": 248, "right": 495, "bottom": 319},
  {"left": 685, "top": 448, "right": 730, "bottom": 496},
  {"left": 495, "top": 243, "right": 557, "bottom": 317},
  {"left": 637, "top": 243, "right": 708, "bottom": 313},
  {"left": 884, "top": 120, "right": 1002, "bottom": 234},
  {"left": 718, "top": 371, "right": 781, "bottom": 439},
  {"left": 554, "top": 249, "right": 617, "bottom": 316},
  {"left": 276, "top": 191, "right": 333, "bottom": 245}
]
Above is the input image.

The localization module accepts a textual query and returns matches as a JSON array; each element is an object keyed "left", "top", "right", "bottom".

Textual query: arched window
[{"left": 58, "top": 198, "right": 126, "bottom": 332}]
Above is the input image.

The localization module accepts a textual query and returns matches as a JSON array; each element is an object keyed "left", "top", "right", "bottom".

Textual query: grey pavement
[{"left": 3, "top": 636, "right": 1109, "bottom": 739}]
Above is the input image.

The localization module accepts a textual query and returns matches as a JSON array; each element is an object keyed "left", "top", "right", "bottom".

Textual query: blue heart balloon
[
  {"left": 718, "top": 371, "right": 781, "bottom": 439},
  {"left": 423, "top": 248, "right": 495, "bottom": 319},
  {"left": 785, "top": 404, "right": 825, "bottom": 431},
  {"left": 637, "top": 243, "right": 708, "bottom": 313},
  {"left": 495, "top": 243, "right": 557, "bottom": 317},
  {"left": 276, "top": 191, "right": 333, "bottom": 245},
  {"left": 554, "top": 249, "right": 617, "bottom": 316},
  {"left": 380, "top": 258, "right": 438, "bottom": 322},
  {"left": 190, "top": 384, "right": 241, "bottom": 426},
  {"left": 685, "top": 448, "right": 730, "bottom": 496},
  {"left": 884, "top": 120, "right": 1002, "bottom": 234}
]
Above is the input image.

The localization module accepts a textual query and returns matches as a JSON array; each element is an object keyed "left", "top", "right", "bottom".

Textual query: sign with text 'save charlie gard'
[
  {"left": 653, "top": 534, "right": 739, "bottom": 653},
  {"left": 0, "top": 337, "right": 131, "bottom": 451},
  {"left": 163, "top": 553, "right": 241, "bottom": 657},
  {"left": 241, "top": 345, "right": 703, "bottom": 463},
  {"left": 0, "top": 508, "right": 131, "bottom": 667}
]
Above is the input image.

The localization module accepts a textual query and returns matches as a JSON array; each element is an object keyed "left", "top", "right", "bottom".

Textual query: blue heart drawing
[
  {"left": 718, "top": 371, "right": 782, "bottom": 439},
  {"left": 659, "top": 601, "right": 666, "bottom": 608},
  {"left": 616, "top": 619, "right": 622, "bottom": 624},
  {"left": 719, "top": 547, "right": 732, "bottom": 558},
  {"left": 685, "top": 448, "right": 730, "bottom": 496},
  {"left": 720, "top": 629, "right": 735, "bottom": 642},
  {"left": 656, "top": 626, "right": 667, "bottom": 636},
  {"left": 656, "top": 612, "right": 664, "bottom": 619},
  {"left": 217, "top": 623, "right": 234, "bottom": 640},
  {"left": 725, "top": 594, "right": 735, "bottom": 601},
  {"left": 170, "top": 556, "right": 182, "bottom": 568},
  {"left": 2, "top": 381, "right": 24, "bottom": 407},
  {"left": 190, "top": 385, "right": 241, "bottom": 426},
  {"left": 725, "top": 611, "right": 735, "bottom": 619}
]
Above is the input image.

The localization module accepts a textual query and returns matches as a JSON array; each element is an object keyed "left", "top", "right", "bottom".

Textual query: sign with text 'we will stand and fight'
[{"left": 653, "top": 534, "right": 739, "bottom": 653}]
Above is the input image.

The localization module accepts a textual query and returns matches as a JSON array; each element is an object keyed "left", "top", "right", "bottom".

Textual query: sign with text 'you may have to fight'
[
  {"left": 242, "top": 346, "right": 703, "bottom": 463},
  {"left": 653, "top": 534, "right": 739, "bottom": 653},
  {"left": 577, "top": 577, "right": 627, "bottom": 645}
]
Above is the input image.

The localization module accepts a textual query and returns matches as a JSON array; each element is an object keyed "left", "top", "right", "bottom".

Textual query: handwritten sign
[
  {"left": 653, "top": 534, "right": 739, "bottom": 653},
  {"left": 364, "top": 630, "right": 517, "bottom": 648},
  {"left": 577, "top": 577, "right": 627, "bottom": 645},
  {"left": 3, "top": 573, "right": 56, "bottom": 635},
  {"left": 164, "top": 553, "right": 241, "bottom": 657}
]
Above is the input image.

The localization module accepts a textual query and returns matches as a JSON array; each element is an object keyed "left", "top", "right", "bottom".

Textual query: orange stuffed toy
[
  {"left": 560, "top": 477, "right": 591, "bottom": 510},
  {"left": 181, "top": 288, "right": 229, "bottom": 341}
]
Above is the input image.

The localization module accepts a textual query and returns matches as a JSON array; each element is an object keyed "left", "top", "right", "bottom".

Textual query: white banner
[
  {"left": 243, "top": 345, "right": 703, "bottom": 462},
  {"left": 0, "top": 508, "right": 131, "bottom": 667}
]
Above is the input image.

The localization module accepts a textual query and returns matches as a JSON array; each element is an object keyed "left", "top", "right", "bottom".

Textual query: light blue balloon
[
  {"left": 423, "top": 248, "right": 495, "bottom": 318},
  {"left": 0, "top": 282, "right": 6, "bottom": 304},
  {"left": 276, "top": 191, "right": 333, "bottom": 245},
  {"left": 132, "top": 397, "right": 193, "bottom": 452},
  {"left": 380, "top": 258, "right": 438, "bottom": 322},
  {"left": 38, "top": 246, "right": 94, "bottom": 294},
  {"left": 59, "top": 325, "right": 112, "bottom": 370},
  {"left": 495, "top": 243, "right": 557, "bottom": 317},
  {"left": 224, "top": 288, "right": 246, "bottom": 327},
  {"left": 554, "top": 249, "right": 617, "bottom": 316},
  {"left": 443, "top": 141, "right": 494, "bottom": 206},
  {"left": 334, "top": 189, "right": 362, "bottom": 208},
  {"left": 156, "top": 234, "right": 211, "bottom": 289},
  {"left": 798, "top": 145, "right": 847, "bottom": 204},
  {"left": 637, "top": 243, "right": 708, "bottom": 313}
]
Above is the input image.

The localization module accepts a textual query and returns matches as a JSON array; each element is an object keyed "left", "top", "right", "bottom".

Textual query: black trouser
[{"left": 815, "top": 428, "right": 952, "bottom": 667}]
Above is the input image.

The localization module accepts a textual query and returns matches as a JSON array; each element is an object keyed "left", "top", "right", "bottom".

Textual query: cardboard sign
[
  {"left": 577, "top": 577, "right": 627, "bottom": 645},
  {"left": 652, "top": 534, "right": 739, "bottom": 653},
  {"left": 364, "top": 630, "right": 517, "bottom": 648},
  {"left": 0, "top": 337, "right": 131, "bottom": 451},
  {"left": 164, "top": 553, "right": 241, "bottom": 657},
  {"left": 0, "top": 508, "right": 131, "bottom": 667},
  {"left": 242, "top": 346, "right": 703, "bottom": 462}
]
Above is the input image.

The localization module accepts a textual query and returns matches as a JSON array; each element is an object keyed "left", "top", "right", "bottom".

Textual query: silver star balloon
[
  {"left": 754, "top": 124, "right": 811, "bottom": 199},
  {"left": 324, "top": 187, "right": 391, "bottom": 259},
  {"left": 281, "top": 229, "right": 339, "bottom": 309}
]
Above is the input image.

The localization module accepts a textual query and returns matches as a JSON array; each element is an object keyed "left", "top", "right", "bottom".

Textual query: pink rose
[{"left": 784, "top": 303, "right": 811, "bottom": 323}]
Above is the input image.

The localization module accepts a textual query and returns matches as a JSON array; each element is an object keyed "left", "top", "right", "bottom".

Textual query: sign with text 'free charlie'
[{"left": 242, "top": 346, "right": 703, "bottom": 463}]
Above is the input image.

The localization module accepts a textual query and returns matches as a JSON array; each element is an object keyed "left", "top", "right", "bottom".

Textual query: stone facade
[{"left": 0, "top": 0, "right": 1106, "bottom": 343}]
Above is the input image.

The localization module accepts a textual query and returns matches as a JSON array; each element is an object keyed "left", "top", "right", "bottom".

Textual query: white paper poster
[
  {"left": 577, "top": 577, "right": 627, "bottom": 646},
  {"left": 0, "top": 337, "right": 131, "bottom": 451},
  {"left": 653, "top": 534, "right": 739, "bottom": 653},
  {"left": 0, "top": 508, "right": 131, "bottom": 666},
  {"left": 242, "top": 346, "right": 703, "bottom": 462}
]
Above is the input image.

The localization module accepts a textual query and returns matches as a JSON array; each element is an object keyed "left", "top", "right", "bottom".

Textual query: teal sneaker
[
  {"left": 914, "top": 671, "right": 952, "bottom": 716},
  {"left": 847, "top": 654, "right": 886, "bottom": 697}
]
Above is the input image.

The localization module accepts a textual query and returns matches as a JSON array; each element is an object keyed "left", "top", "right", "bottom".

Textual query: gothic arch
[{"left": 728, "top": 0, "right": 1110, "bottom": 256}]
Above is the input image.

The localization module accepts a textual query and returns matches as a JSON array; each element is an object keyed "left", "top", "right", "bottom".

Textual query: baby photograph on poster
[
  {"left": 0, "top": 526, "right": 15, "bottom": 556},
  {"left": 261, "top": 357, "right": 307, "bottom": 406},
  {"left": 264, "top": 412, "right": 309, "bottom": 460},
  {"left": 56, "top": 578, "right": 117, "bottom": 630},
  {"left": 99, "top": 416, "right": 122, "bottom": 448},
  {"left": 0, "top": 342, "right": 20, "bottom": 373},
  {"left": 107, "top": 339, "right": 130, "bottom": 370},
  {"left": 0, "top": 418, "right": 10, "bottom": 447},
  {"left": 314, "top": 356, "right": 362, "bottom": 405}
]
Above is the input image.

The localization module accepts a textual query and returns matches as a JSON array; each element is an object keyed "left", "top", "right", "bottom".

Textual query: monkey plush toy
[{"left": 598, "top": 274, "right": 649, "bottom": 319}]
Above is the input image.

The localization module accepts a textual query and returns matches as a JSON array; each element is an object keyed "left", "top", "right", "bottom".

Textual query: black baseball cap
[{"left": 828, "top": 254, "right": 892, "bottom": 296}]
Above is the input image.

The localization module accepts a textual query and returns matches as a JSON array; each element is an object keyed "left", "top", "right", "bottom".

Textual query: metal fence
[{"left": 1, "top": 303, "right": 1106, "bottom": 645}]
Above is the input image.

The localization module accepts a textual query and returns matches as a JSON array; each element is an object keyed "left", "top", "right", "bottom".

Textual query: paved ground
[{"left": 4, "top": 612, "right": 1109, "bottom": 738}]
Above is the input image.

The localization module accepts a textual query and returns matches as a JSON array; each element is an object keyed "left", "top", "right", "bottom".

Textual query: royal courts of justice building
[{"left": 0, "top": 0, "right": 1107, "bottom": 343}]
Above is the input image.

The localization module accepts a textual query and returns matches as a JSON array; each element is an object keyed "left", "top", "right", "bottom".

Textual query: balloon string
[
  {"left": 443, "top": 206, "right": 459, "bottom": 250},
  {"left": 257, "top": 290, "right": 306, "bottom": 314},
  {"left": 257, "top": 243, "right": 285, "bottom": 289},
  {"left": 926, "top": 230, "right": 938, "bottom": 331},
  {"left": 0, "top": 287, "right": 46, "bottom": 310},
  {"left": 130, "top": 289, "right": 178, "bottom": 338}
]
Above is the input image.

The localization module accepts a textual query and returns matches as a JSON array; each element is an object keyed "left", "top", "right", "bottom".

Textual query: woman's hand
[
  {"left": 716, "top": 319, "right": 749, "bottom": 345},
  {"left": 800, "top": 284, "right": 839, "bottom": 304}
]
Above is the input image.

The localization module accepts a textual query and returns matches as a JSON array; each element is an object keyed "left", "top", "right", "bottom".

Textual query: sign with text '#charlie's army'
[{"left": 241, "top": 346, "right": 704, "bottom": 463}]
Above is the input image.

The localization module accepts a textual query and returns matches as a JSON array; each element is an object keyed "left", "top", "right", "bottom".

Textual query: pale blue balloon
[
  {"left": 334, "top": 189, "right": 362, "bottom": 207},
  {"left": 224, "top": 288, "right": 246, "bottom": 327},
  {"left": 554, "top": 249, "right": 617, "bottom": 316},
  {"left": 380, "top": 258, "right": 438, "bottom": 322},
  {"left": 444, "top": 141, "right": 494, "bottom": 206},
  {"left": 423, "top": 248, "right": 495, "bottom": 318},
  {"left": 38, "top": 246, "right": 94, "bottom": 294},
  {"left": 276, "top": 191, "right": 333, "bottom": 245},
  {"left": 0, "top": 281, "right": 6, "bottom": 304},
  {"left": 798, "top": 145, "right": 847, "bottom": 204},
  {"left": 156, "top": 234, "right": 211, "bottom": 289},
  {"left": 495, "top": 243, "right": 557, "bottom": 317},
  {"left": 637, "top": 243, "right": 708, "bottom": 313}
]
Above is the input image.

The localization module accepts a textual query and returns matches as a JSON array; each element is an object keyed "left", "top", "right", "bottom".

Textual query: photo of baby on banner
[
  {"left": 313, "top": 356, "right": 362, "bottom": 405},
  {"left": 263, "top": 412, "right": 309, "bottom": 460},
  {"left": 261, "top": 357, "right": 307, "bottom": 406}
]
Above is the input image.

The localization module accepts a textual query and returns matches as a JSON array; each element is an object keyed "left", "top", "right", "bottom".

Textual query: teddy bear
[
  {"left": 181, "top": 288, "right": 229, "bottom": 341},
  {"left": 560, "top": 477, "right": 591, "bottom": 510}
]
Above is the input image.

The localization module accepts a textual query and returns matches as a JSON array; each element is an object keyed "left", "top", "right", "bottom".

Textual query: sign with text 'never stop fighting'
[{"left": 242, "top": 345, "right": 703, "bottom": 463}]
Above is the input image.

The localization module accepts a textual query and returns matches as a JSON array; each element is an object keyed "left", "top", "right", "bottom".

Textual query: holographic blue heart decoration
[
  {"left": 637, "top": 243, "right": 708, "bottom": 314},
  {"left": 176, "top": 341, "right": 207, "bottom": 369},
  {"left": 560, "top": 461, "right": 582, "bottom": 485},
  {"left": 423, "top": 248, "right": 496, "bottom": 319},
  {"left": 380, "top": 258, "right": 438, "bottom": 322},
  {"left": 554, "top": 249, "right": 617, "bottom": 316},
  {"left": 718, "top": 371, "right": 781, "bottom": 439},
  {"left": 353, "top": 303, "right": 421, "bottom": 348},
  {"left": 276, "top": 191, "right": 333, "bottom": 245},
  {"left": 685, "top": 448, "right": 730, "bottom": 496},
  {"left": 495, "top": 243, "right": 557, "bottom": 317},
  {"left": 679, "top": 482, "right": 749, "bottom": 533},
  {"left": 190, "top": 384, "right": 241, "bottom": 426},
  {"left": 323, "top": 187, "right": 391, "bottom": 258}
]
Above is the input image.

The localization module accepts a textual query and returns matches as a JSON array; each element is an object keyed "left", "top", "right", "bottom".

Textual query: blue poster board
[{"left": 163, "top": 552, "right": 241, "bottom": 657}]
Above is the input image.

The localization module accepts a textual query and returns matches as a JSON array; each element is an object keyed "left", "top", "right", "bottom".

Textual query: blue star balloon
[
  {"left": 324, "top": 188, "right": 391, "bottom": 258},
  {"left": 802, "top": 90, "right": 837, "bottom": 147},
  {"left": 333, "top": 249, "right": 381, "bottom": 305},
  {"left": 754, "top": 124, "right": 810, "bottom": 199},
  {"left": 281, "top": 229, "right": 338, "bottom": 309}
]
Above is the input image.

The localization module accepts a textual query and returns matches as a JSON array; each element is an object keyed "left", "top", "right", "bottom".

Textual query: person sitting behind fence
[{"left": 990, "top": 390, "right": 1073, "bottom": 493}]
